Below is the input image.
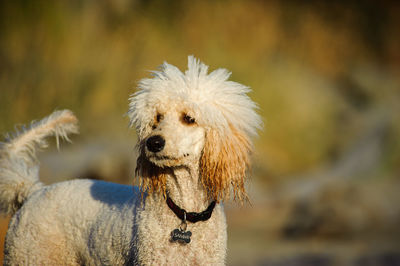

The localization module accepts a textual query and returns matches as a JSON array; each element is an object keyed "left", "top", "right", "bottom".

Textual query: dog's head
[{"left": 128, "top": 56, "right": 261, "bottom": 202}]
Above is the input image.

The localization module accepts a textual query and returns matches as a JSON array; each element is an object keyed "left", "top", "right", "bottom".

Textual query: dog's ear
[
  {"left": 200, "top": 125, "right": 252, "bottom": 203},
  {"left": 135, "top": 141, "right": 167, "bottom": 197}
]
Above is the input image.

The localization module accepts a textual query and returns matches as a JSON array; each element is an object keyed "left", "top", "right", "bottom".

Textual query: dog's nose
[{"left": 146, "top": 135, "right": 165, "bottom": 153}]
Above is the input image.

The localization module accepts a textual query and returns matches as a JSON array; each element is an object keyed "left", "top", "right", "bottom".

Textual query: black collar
[{"left": 166, "top": 195, "right": 216, "bottom": 223}]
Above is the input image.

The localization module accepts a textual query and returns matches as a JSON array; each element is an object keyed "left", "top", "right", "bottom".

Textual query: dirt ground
[{"left": 0, "top": 217, "right": 9, "bottom": 263}]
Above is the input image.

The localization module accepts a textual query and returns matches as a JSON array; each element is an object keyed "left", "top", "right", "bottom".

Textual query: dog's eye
[
  {"left": 156, "top": 113, "right": 163, "bottom": 123},
  {"left": 182, "top": 114, "right": 196, "bottom": 125}
]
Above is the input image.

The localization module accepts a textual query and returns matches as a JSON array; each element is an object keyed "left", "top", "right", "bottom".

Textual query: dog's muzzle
[{"left": 146, "top": 135, "right": 165, "bottom": 153}]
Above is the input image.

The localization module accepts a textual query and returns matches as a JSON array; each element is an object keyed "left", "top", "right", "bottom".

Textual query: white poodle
[{"left": 0, "top": 56, "right": 261, "bottom": 265}]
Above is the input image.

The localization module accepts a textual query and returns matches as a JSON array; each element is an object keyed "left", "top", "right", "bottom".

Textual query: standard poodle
[{"left": 0, "top": 56, "right": 261, "bottom": 265}]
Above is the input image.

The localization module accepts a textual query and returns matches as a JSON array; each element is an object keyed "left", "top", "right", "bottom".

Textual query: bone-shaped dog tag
[{"left": 171, "top": 228, "right": 192, "bottom": 244}]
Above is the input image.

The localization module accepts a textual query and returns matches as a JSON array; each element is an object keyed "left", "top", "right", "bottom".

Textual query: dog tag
[{"left": 171, "top": 228, "right": 192, "bottom": 244}]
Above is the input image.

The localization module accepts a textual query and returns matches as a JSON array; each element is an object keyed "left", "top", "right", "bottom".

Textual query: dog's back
[{"left": 0, "top": 110, "right": 140, "bottom": 265}]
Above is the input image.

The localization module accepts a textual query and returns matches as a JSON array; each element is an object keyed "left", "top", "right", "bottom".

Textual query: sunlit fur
[
  {"left": 200, "top": 125, "right": 252, "bottom": 202},
  {"left": 129, "top": 56, "right": 261, "bottom": 202},
  {"left": 0, "top": 110, "right": 78, "bottom": 216}
]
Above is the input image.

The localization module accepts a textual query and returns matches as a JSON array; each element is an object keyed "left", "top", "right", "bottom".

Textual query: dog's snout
[{"left": 146, "top": 135, "right": 165, "bottom": 153}]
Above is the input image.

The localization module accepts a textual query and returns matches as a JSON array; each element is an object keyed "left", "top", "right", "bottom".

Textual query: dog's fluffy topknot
[{"left": 128, "top": 56, "right": 261, "bottom": 139}]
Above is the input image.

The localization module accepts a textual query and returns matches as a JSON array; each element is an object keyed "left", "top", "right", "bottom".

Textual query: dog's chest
[{"left": 136, "top": 203, "right": 227, "bottom": 265}]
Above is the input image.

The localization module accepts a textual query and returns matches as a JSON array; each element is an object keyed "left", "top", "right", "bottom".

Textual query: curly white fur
[
  {"left": 0, "top": 110, "right": 78, "bottom": 216},
  {"left": 0, "top": 56, "right": 261, "bottom": 265},
  {"left": 129, "top": 56, "right": 260, "bottom": 139}
]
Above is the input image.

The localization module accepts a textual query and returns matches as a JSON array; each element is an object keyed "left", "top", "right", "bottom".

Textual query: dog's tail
[{"left": 0, "top": 110, "right": 78, "bottom": 216}]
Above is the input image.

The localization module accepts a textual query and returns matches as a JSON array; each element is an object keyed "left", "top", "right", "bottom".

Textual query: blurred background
[{"left": 1, "top": 0, "right": 400, "bottom": 265}]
